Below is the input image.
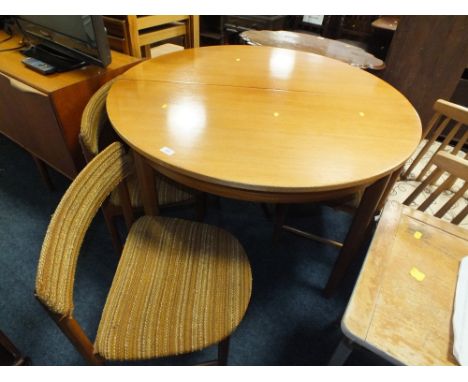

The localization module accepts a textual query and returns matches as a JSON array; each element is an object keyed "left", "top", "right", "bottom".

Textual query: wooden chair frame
[
  {"left": 0, "top": 330, "right": 30, "bottom": 365},
  {"left": 127, "top": 15, "right": 200, "bottom": 58},
  {"left": 400, "top": 99, "right": 468, "bottom": 183},
  {"left": 403, "top": 151, "right": 468, "bottom": 225}
]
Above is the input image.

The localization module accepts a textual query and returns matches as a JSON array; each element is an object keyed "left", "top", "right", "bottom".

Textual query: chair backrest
[
  {"left": 401, "top": 99, "right": 468, "bottom": 182},
  {"left": 127, "top": 15, "right": 200, "bottom": 58},
  {"left": 337, "top": 16, "right": 377, "bottom": 41},
  {"left": 35, "top": 142, "right": 133, "bottom": 316},
  {"left": 404, "top": 151, "right": 468, "bottom": 225},
  {"left": 79, "top": 80, "right": 117, "bottom": 162},
  {"left": 103, "top": 16, "right": 132, "bottom": 54}
]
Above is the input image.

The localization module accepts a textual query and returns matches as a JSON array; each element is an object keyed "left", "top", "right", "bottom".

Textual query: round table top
[
  {"left": 240, "top": 30, "right": 385, "bottom": 70},
  {"left": 107, "top": 45, "right": 421, "bottom": 195}
]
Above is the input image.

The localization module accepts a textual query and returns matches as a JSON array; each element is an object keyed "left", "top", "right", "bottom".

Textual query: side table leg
[
  {"left": 328, "top": 337, "right": 354, "bottom": 366},
  {"left": 132, "top": 150, "right": 159, "bottom": 216},
  {"left": 324, "top": 173, "right": 391, "bottom": 297}
]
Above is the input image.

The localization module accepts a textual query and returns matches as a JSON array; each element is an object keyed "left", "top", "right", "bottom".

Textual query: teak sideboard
[{"left": 0, "top": 32, "right": 140, "bottom": 180}]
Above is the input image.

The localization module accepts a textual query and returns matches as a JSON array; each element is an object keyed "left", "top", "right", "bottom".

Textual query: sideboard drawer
[{"left": 0, "top": 72, "right": 77, "bottom": 177}]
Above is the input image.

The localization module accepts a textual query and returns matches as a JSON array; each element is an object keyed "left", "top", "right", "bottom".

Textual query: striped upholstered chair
[
  {"left": 35, "top": 142, "right": 252, "bottom": 365},
  {"left": 80, "top": 79, "right": 201, "bottom": 253}
]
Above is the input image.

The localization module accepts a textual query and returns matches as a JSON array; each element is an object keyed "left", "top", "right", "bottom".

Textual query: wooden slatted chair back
[
  {"left": 401, "top": 99, "right": 468, "bottom": 183},
  {"left": 404, "top": 151, "right": 468, "bottom": 225}
]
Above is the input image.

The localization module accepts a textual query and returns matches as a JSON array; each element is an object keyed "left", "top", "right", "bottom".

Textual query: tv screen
[{"left": 16, "top": 15, "right": 111, "bottom": 70}]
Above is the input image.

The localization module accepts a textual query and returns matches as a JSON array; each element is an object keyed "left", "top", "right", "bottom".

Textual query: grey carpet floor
[{"left": 0, "top": 134, "right": 390, "bottom": 365}]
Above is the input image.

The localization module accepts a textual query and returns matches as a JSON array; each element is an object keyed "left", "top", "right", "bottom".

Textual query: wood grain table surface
[
  {"left": 343, "top": 202, "right": 468, "bottom": 365},
  {"left": 107, "top": 45, "right": 422, "bottom": 293}
]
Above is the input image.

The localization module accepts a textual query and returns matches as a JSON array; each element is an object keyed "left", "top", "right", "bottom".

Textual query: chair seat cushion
[
  {"left": 109, "top": 172, "right": 193, "bottom": 207},
  {"left": 388, "top": 180, "right": 468, "bottom": 228},
  {"left": 94, "top": 216, "right": 252, "bottom": 361},
  {"left": 403, "top": 139, "right": 467, "bottom": 197}
]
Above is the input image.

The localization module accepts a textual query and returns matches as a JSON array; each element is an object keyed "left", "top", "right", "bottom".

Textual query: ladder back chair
[
  {"left": 103, "top": 16, "right": 200, "bottom": 59},
  {"left": 80, "top": 79, "right": 201, "bottom": 253},
  {"left": 386, "top": 100, "right": 467, "bottom": 225},
  {"left": 35, "top": 142, "right": 252, "bottom": 365},
  {"left": 391, "top": 99, "right": 468, "bottom": 200},
  {"left": 396, "top": 151, "right": 468, "bottom": 226},
  {"left": 127, "top": 15, "right": 199, "bottom": 58}
]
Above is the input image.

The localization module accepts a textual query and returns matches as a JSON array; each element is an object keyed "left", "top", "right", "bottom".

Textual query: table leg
[
  {"left": 324, "top": 173, "right": 392, "bottom": 297},
  {"left": 132, "top": 150, "right": 159, "bottom": 216},
  {"left": 375, "top": 165, "right": 403, "bottom": 213},
  {"left": 272, "top": 204, "right": 288, "bottom": 243}
]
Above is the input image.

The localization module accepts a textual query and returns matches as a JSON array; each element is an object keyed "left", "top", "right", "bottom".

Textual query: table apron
[{"left": 149, "top": 159, "right": 364, "bottom": 204}]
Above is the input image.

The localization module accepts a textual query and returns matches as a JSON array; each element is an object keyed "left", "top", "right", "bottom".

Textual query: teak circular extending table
[{"left": 107, "top": 45, "right": 421, "bottom": 295}]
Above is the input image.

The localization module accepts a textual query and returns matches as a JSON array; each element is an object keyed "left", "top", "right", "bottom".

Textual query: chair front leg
[{"left": 218, "top": 336, "right": 231, "bottom": 366}]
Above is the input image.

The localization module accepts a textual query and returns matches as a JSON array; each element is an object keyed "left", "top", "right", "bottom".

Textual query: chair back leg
[{"left": 101, "top": 205, "right": 123, "bottom": 256}]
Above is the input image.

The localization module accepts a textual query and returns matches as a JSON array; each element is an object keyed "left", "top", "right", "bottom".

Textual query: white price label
[{"left": 160, "top": 147, "right": 175, "bottom": 156}]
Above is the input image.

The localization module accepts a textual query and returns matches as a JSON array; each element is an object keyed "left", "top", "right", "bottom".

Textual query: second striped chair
[{"left": 80, "top": 80, "right": 201, "bottom": 252}]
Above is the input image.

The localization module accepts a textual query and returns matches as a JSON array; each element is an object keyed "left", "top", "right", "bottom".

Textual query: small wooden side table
[{"left": 330, "top": 202, "right": 468, "bottom": 365}]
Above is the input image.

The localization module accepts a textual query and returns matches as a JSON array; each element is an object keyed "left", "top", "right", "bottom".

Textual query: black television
[{"left": 16, "top": 15, "right": 111, "bottom": 72}]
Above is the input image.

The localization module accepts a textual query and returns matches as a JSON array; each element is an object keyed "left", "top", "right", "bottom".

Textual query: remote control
[{"left": 22, "top": 57, "right": 57, "bottom": 75}]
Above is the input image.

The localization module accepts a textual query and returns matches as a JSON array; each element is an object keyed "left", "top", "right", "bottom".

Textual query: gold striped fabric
[
  {"left": 109, "top": 168, "right": 193, "bottom": 207},
  {"left": 94, "top": 216, "right": 252, "bottom": 361},
  {"left": 80, "top": 79, "right": 116, "bottom": 157},
  {"left": 81, "top": 79, "right": 194, "bottom": 207},
  {"left": 36, "top": 143, "right": 133, "bottom": 316}
]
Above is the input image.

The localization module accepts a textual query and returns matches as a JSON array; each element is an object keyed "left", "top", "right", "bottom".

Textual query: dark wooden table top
[{"left": 240, "top": 30, "right": 385, "bottom": 70}]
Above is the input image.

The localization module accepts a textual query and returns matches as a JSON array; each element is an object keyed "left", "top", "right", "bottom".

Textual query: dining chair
[
  {"left": 80, "top": 79, "right": 202, "bottom": 253},
  {"left": 35, "top": 142, "right": 252, "bottom": 365},
  {"left": 103, "top": 16, "right": 200, "bottom": 58},
  {"left": 391, "top": 151, "right": 467, "bottom": 226},
  {"left": 389, "top": 99, "right": 468, "bottom": 202},
  {"left": 276, "top": 99, "right": 468, "bottom": 244},
  {"left": 129, "top": 15, "right": 199, "bottom": 57},
  {"left": 329, "top": 170, "right": 468, "bottom": 365}
]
